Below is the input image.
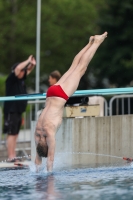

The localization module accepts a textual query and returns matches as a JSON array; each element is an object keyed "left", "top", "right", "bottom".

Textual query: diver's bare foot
[
  {"left": 89, "top": 36, "right": 94, "bottom": 44},
  {"left": 94, "top": 32, "right": 108, "bottom": 44}
]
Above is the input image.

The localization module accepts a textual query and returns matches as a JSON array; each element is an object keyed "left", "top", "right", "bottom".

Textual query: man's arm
[
  {"left": 34, "top": 131, "right": 42, "bottom": 166},
  {"left": 35, "top": 152, "right": 42, "bottom": 172},
  {"left": 35, "top": 152, "right": 42, "bottom": 165},
  {"left": 26, "top": 56, "right": 36, "bottom": 75},
  {"left": 46, "top": 136, "right": 56, "bottom": 172},
  {"left": 14, "top": 55, "right": 36, "bottom": 76}
]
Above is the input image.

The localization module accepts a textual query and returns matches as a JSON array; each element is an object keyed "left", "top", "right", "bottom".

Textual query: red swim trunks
[{"left": 46, "top": 85, "right": 69, "bottom": 101}]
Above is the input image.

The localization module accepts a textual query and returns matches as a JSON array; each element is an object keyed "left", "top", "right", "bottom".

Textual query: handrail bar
[{"left": 109, "top": 94, "right": 133, "bottom": 115}]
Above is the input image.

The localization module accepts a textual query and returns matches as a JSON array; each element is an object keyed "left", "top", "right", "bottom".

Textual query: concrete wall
[{"left": 31, "top": 115, "right": 133, "bottom": 166}]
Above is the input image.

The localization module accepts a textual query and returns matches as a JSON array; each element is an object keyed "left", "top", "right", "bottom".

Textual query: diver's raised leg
[
  {"left": 57, "top": 36, "right": 94, "bottom": 85},
  {"left": 60, "top": 32, "right": 108, "bottom": 97}
]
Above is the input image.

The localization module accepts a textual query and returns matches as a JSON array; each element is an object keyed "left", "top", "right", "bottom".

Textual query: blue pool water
[{"left": 0, "top": 162, "right": 133, "bottom": 200}]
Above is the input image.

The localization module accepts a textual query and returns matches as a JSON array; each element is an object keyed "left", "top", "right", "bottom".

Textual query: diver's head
[{"left": 36, "top": 141, "right": 48, "bottom": 157}]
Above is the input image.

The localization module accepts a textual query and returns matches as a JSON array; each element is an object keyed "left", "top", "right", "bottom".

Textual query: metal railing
[
  {"left": 109, "top": 94, "right": 133, "bottom": 116},
  {"left": 103, "top": 97, "right": 108, "bottom": 116}
]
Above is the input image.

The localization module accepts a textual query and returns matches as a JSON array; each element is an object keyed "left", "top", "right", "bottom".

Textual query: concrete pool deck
[{"left": 0, "top": 160, "right": 31, "bottom": 168}]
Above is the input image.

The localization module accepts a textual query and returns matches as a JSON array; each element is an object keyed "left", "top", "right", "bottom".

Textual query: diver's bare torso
[{"left": 36, "top": 97, "right": 66, "bottom": 136}]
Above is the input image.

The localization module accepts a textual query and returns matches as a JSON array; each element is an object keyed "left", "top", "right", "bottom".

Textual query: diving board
[{"left": 0, "top": 87, "right": 133, "bottom": 101}]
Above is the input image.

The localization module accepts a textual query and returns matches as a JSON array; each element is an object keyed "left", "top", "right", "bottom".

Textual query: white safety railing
[
  {"left": 104, "top": 98, "right": 108, "bottom": 116},
  {"left": 109, "top": 94, "right": 133, "bottom": 116}
]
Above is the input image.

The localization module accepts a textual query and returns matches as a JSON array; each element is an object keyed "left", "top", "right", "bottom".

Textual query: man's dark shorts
[{"left": 3, "top": 113, "right": 22, "bottom": 135}]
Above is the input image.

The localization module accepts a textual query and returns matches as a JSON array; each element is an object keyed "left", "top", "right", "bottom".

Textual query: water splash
[
  {"left": 29, "top": 158, "right": 48, "bottom": 175},
  {"left": 56, "top": 152, "right": 122, "bottom": 160}
]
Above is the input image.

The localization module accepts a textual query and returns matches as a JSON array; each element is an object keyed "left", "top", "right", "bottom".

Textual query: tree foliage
[
  {"left": 40, "top": 0, "right": 106, "bottom": 90},
  {"left": 0, "top": 0, "right": 106, "bottom": 95},
  {"left": 3, "top": 0, "right": 133, "bottom": 94},
  {"left": 93, "top": 0, "right": 133, "bottom": 88}
]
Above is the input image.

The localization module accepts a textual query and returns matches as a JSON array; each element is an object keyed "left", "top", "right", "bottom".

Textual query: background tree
[
  {"left": 92, "top": 0, "right": 133, "bottom": 88},
  {"left": 40, "top": 0, "right": 106, "bottom": 91},
  {"left": 0, "top": 0, "right": 106, "bottom": 95}
]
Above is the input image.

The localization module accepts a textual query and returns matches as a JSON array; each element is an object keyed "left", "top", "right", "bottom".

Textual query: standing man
[{"left": 3, "top": 55, "right": 36, "bottom": 162}]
